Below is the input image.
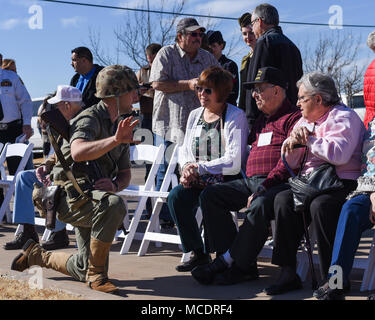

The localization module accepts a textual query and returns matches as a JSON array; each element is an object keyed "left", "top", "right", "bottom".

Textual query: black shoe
[
  {"left": 4, "top": 228, "right": 39, "bottom": 250},
  {"left": 264, "top": 274, "right": 302, "bottom": 296},
  {"left": 176, "top": 254, "right": 211, "bottom": 272},
  {"left": 368, "top": 293, "right": 375, "bottom": 300},
  {"left": 213, "top": 262, "right": 259, "bottom": 285},
  {"left": 313, "top": 281, "right": 349, "bottom": 300},
  {"left": 41, "top": 228, "right": 69, "bottom": 250},
  {"left": 191, "top": 256, "right": 228, "bottom": 285}
]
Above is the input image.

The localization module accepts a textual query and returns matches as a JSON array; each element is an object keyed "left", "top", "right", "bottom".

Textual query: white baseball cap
[{"left": 47, "top": 85, "right": 82, "bottom": 104}]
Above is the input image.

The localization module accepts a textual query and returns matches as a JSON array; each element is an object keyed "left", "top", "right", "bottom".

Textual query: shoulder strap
[{"left": 46, "top": 126, "right": 91, "bottom": 201}]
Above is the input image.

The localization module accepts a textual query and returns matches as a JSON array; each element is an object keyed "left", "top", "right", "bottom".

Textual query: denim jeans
[
  {"left": 329, "top": 194, "right": 374, "bottom": 285},
  {"left": 153, "top": 134, "right": 175, "bottom": 222},
  {"left": 13, "top": 169, "right": 66, "bottom": 231}
]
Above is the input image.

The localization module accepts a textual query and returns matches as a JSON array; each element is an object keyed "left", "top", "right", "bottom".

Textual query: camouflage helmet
[{"left": 95, "top": 64, "right": 139, "bottom": 99}]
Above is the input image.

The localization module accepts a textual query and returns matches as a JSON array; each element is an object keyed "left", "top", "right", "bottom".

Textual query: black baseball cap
[{"left": 244, "top": 66, "right": 288, "bottom": 89}]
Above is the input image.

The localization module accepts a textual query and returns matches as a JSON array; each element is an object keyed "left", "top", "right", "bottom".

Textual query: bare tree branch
[{"left": 301, "top": 31, "right": 369, "bottom": 106}]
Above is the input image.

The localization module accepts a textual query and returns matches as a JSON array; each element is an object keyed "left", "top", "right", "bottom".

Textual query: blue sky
[{"left": 1, "top": 0, "right": 375, "bottom": 98}]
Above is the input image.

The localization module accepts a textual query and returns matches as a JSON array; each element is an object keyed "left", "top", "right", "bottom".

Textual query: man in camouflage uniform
[{"left": 11, "top": 65, "right": 140, "bottom": 294}]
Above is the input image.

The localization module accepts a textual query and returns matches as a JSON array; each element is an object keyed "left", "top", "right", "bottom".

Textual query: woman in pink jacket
[{"left": 264, "top": 72, "right": 365, "bottom": 296}]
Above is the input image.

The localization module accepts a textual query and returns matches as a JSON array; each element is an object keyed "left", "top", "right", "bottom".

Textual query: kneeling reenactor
[{"left": 11, "top": 65, "right": 140, "bottom": 294}]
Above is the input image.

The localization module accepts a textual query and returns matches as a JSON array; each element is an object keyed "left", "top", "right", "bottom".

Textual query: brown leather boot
[
  {"left": 86, "top": 237, "right": 118, "bottom": 294},
  {"left": 11, "top": 239, "right": 71, "bottom": 276}
]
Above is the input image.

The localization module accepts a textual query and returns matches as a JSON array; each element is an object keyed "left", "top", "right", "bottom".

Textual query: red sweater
[{"left": 364, "top": 58, "right": 375, "bottom": 128}]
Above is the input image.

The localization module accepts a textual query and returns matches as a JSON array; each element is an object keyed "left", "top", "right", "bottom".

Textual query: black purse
[{"left": 282, "top": 147, "right": 344, "bottom": 213}]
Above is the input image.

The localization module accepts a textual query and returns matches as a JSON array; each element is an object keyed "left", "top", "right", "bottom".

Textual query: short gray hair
[
  {"left": 297, "top": 72, "right": 340, "bottom": 106},
  {"left": 367, "top": 30, "right": 375, "bottom": 50},
  {"left": 253, "top": 3, "right": 279, "bottom": 26}
]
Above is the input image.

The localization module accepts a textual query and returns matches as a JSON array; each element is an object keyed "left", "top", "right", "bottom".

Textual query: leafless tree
[
  {"left": 301, "top": 31, "right": 369, "bottom": 107},
  {"left": 87, "top": 0, "right": 243, "bottom": 70}
]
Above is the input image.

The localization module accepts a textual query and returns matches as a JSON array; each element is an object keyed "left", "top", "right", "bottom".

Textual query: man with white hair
[
  {"left": 4, "top": 85, "right": 83, "bottom": 251},
  {"left": 245, "top": 3, "right": 302, "bottom": 130},
  {"left": 363, "top": 30, "right": 375, "bottom": 128}
]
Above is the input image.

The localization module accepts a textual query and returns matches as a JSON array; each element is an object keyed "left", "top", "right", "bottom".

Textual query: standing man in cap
[
  {"left": 245, "top": 3, "right": 302, "bottom": 130},
  {"left": 70, "top": 46, "right": 104, "bottom": 109},
  {"left": 11, "top": 65, "right": 140, "bottom": 294},
  {"left": 0, "top": 54, "right": 33, "bottom": 176},
  {"left": 206, "top": 30, "right": 239, "bottom": 106},
  {"left": 191, "top": 67, "right": 301, "bottom": 286},
  {"left": 150, "top": 17, "right": 218, "bottom": 227}
]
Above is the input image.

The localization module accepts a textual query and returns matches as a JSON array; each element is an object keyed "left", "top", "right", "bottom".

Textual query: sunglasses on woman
[{"left": 195, "top": 86, "right": 213, "bottom": 95}]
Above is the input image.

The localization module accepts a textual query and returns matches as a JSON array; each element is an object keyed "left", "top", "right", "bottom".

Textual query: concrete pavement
[{"left": 0, "top": 166, "right": 373, "bottom": 301}]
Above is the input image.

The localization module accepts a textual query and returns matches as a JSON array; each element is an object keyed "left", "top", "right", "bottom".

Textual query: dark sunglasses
[
  {"left": 195, "top": 86, "right": 213, "bottom": 95},
  {"left": 186, "top": 31, "right": 205, "bottom": 38}
]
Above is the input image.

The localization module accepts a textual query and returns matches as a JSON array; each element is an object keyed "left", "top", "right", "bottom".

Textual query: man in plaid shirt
[{"left": 191, "top": 67, "right": 301, "bottom": 285}]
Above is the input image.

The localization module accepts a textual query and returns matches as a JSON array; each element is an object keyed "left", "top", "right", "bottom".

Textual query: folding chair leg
[
  {"left": 138, "top": 199, "right": 164, "bottom": 256},
  {"left": 360, "top": 235, "right": 375, "bottom": 291},
  {"left": 0, "top": 186, "right": 15, "bottom": 223},
  {"left": 119, "top": 196, "right": 148, "bottom": 255},
  {"left": 42, "top": 229, "right": 52, "bottom": 242}
]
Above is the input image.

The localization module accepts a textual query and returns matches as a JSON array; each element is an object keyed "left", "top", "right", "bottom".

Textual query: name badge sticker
[{"left": 257, "top": 132, "right": 273, "bottom": 147}]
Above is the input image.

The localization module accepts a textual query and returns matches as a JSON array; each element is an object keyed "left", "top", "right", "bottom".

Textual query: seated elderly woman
[
  {"left": 313, "top": 115, "right": 375, "bottom": 300},
  {"left": 167, "top": 66, "right": 249, "bottom": 272},
  {"left": 264, "top": 72, "right": 365, "bottom": 296}
]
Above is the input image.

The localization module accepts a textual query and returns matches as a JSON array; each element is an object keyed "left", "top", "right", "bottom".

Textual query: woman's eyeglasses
[{"left": 195, "top": 86, "right": 213, "bottom": 95}]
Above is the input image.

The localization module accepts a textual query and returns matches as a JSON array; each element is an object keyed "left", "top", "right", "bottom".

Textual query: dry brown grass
[{"left": 0, "top": 276, "right": 83, "bottom": 300}]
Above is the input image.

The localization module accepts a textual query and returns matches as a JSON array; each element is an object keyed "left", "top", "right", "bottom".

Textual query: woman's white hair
[{"left": 297, "top": 72, "right": 340, "bottom": 106}]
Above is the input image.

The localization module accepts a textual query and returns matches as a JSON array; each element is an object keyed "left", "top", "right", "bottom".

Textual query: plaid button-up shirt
[{"left": 246, "top": 99, "right": 301, "bottom": 190}]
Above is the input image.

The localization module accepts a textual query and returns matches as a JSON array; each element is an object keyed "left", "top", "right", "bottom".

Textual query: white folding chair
[
  {"left": 116, "top": 144, "right": 166, "bottom": 255},
  {"left": 137, "top": 144, "right": 181, "bottom": 257},
  {"left": 0, "top": 143, "right": 34, "bottom": 223}
]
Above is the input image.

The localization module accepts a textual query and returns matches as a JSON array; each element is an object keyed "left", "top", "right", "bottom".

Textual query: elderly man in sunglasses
[{"left": 149, "top": 17, "right": 219, "bottom": 227}]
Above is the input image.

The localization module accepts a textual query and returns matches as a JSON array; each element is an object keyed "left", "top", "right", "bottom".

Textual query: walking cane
[{"left": 281, "top": 149, "right": 319, "bottom": 290}]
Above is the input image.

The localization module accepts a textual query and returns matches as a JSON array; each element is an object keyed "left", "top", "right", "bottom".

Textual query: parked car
[
  {"left": 341, "top": 92, "right": 365, "bottom": 121},
  {"left": 29, "top": 96, "right": 45, "bottom": 155}
]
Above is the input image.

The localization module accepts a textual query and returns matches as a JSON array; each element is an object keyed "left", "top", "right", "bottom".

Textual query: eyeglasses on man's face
[
  {"left": 251, "top": 85, "right": 274, "bottom": 95},
  {"left": 195, "top": 86, "right": 213, "bottom": 95},
  {"left": 250, "top": 17, "right": 259, "bottom": 27},
  {"left": 185, "top": 31, "right": 205, "bottom": 38}
]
